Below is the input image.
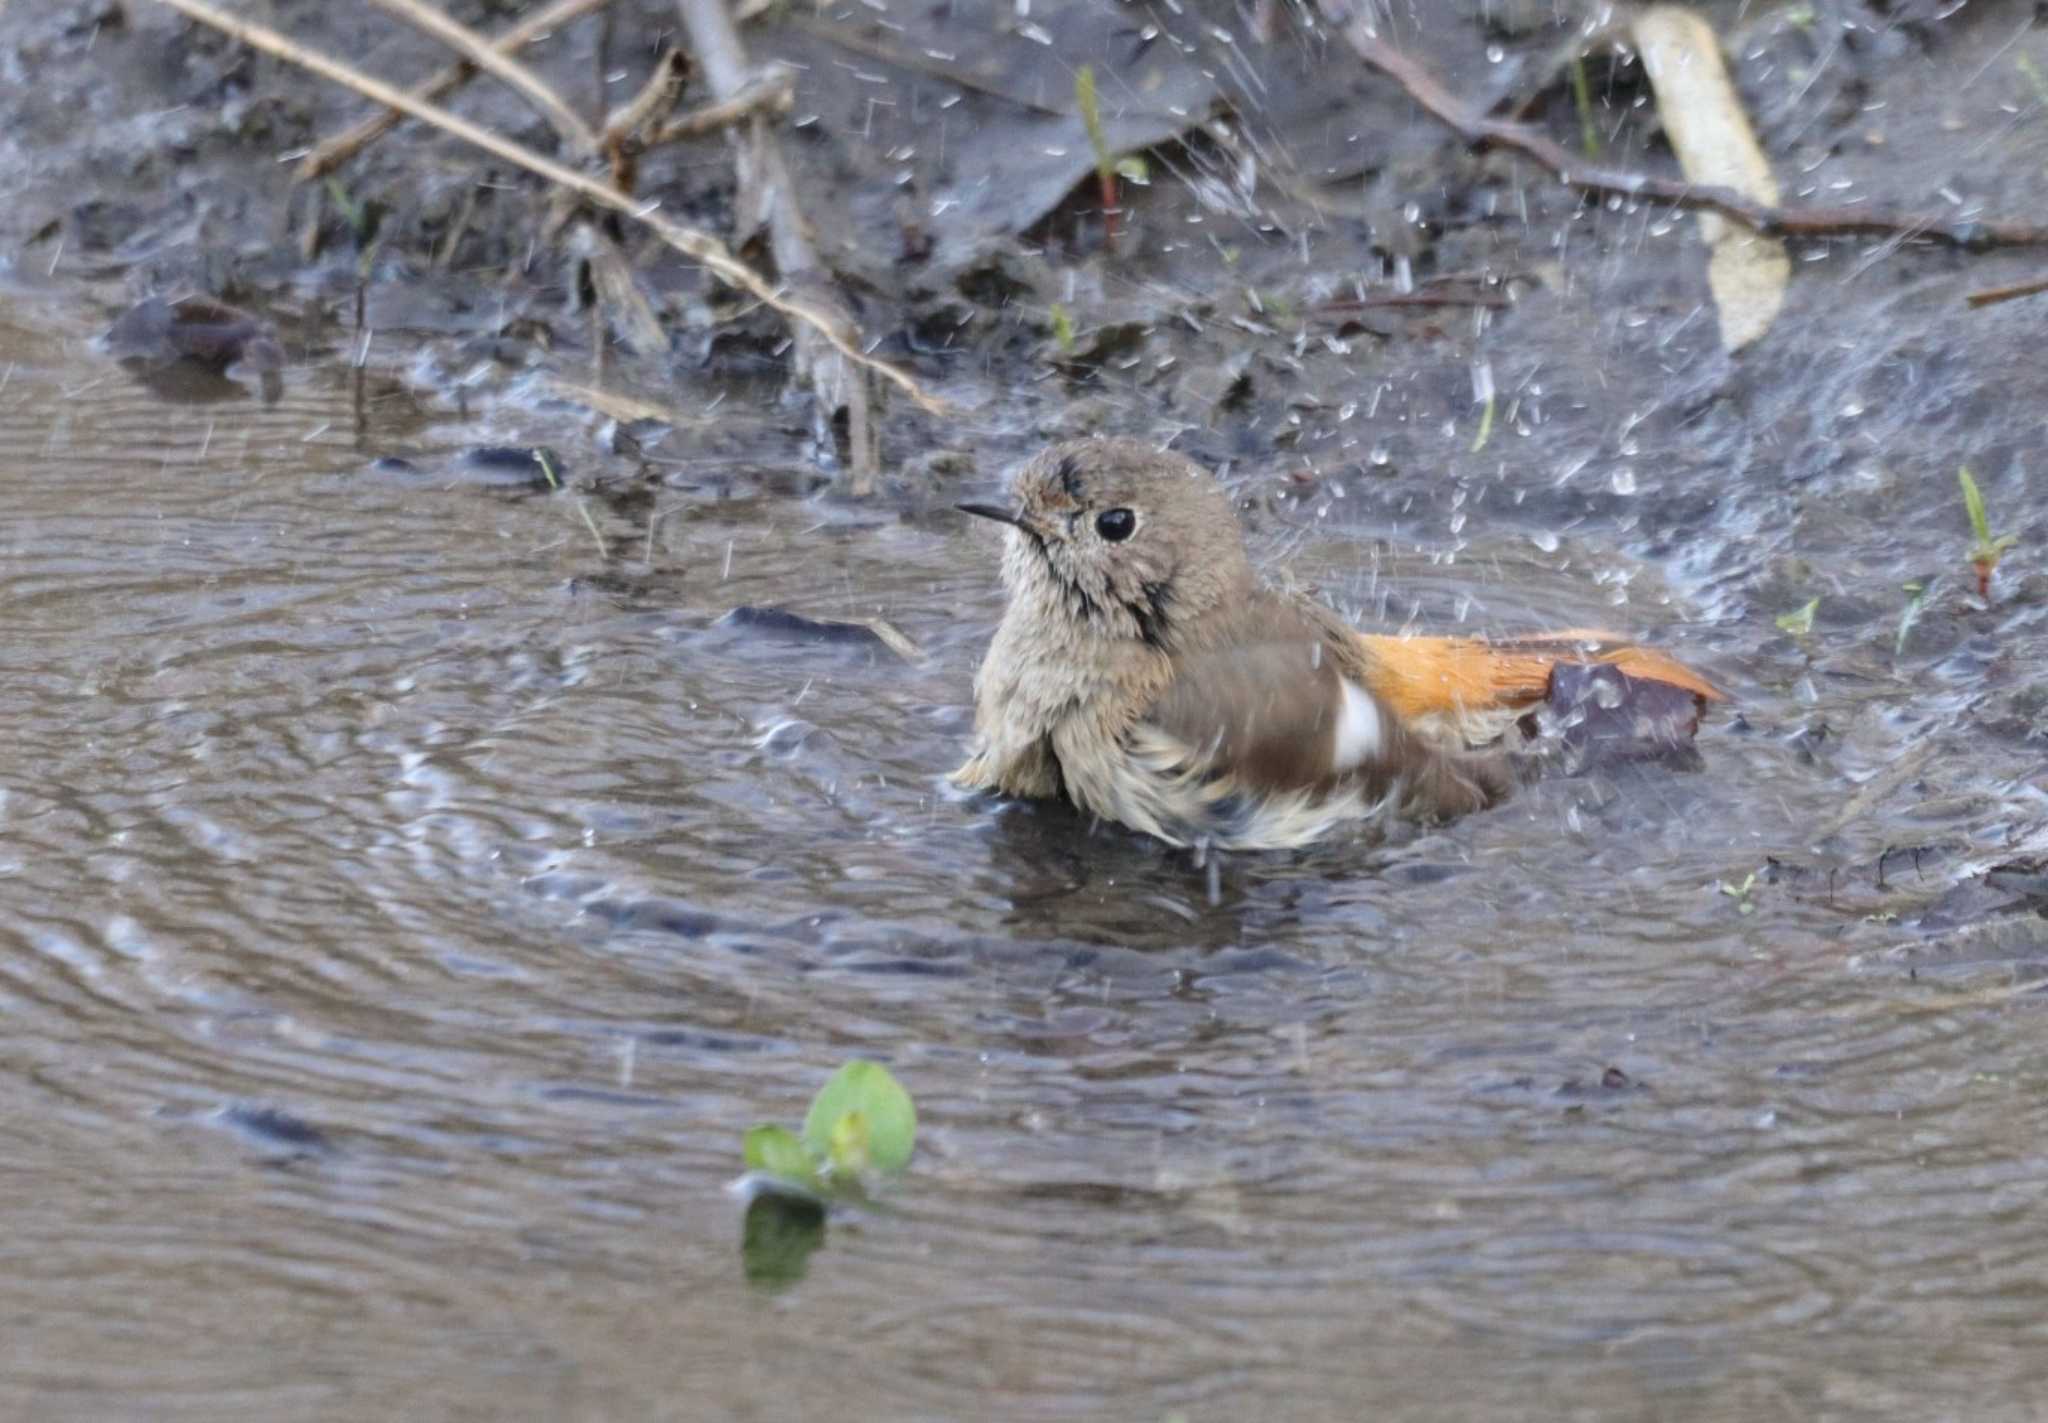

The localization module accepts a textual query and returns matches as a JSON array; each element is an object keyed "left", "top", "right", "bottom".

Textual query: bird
[{"left": 952, "top": 437, "right": 1722, "bottom": 850}]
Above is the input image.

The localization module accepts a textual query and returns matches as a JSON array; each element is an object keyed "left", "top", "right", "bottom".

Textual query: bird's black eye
[{"left": 1095, "top": 507, "right": 1137, "bottom": 543}]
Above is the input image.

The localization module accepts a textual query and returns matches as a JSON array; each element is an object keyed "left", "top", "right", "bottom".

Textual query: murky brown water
[{"left": 4, "top": 252, "right": 2047, "bottom": 1423}]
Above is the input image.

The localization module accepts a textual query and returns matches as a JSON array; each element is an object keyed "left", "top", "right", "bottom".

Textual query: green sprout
[
  {"left": 1075, "top": 66, "right": 1136, "bottom": 247},
  {"left": 742, "top": 1059, "right": 917, "bottom": 1202},
  {"left": 1469, "top": 390, "right": 1496, "bottom": 453},
  {"left": 1049, "top": 303, "right": 1077, "bottom": 354},
  {"left": 1568, "top": 55, "right": 1600, "bottom": 157},
  {"left": 1895, "top": 579, "right": 1929, "bottom": 656},
  {"left": 1718, "top": 872, "right": 1757, "bottom": 915},
  {"left": 1958, "top": 466, "right": 2018, "bottom": 601},
  {"left": 1775, "top": 597, "right": 1818, "bottom": 637}
]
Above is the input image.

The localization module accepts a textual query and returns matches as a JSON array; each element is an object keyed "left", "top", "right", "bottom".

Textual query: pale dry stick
[
  {"left": 1633, "top": 5, "right": 1788, "bottom": 353},
  {"left": 154, "top": 0, "right": 949, "bottom": 420},
  {"left": 676, "top": 0, "right": 880, "bottom": 490},
  {"left": 365, "top": 0, "right": 600, "bottom": 158},
  {"left": 297, "top": 0, "right": 609, "bottom": 181},
  {"left": 571, "top": 221, "right": 669, "bottom": 355},
  {"left": 1320, "top": 5, "right": 2048, "bottom": 251}
]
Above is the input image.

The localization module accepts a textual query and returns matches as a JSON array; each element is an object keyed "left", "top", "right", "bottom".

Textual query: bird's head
[{"left": 958, "top": 438, "right": 1254, "bottom": 652}]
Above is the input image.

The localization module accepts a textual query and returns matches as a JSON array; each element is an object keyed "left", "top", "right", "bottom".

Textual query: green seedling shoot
[
  {"left": 1074, "top": 66, "right": 1146, "bottom": 247},
  {"left": 1050, "top": 303, "right": 1077, "bottom": 354},
  {"left": 1896, "top": 580, "right": 1929, "bottom": 656},
  {"left": 1775, "top": 597, "right": 1818, "bottom": 637},
  {"left": 1718, "top": 872, "right": 1757, "bottom": 915},
  {"left": 742, "top": 1059, "right": 917, "bottom": 1202},
  {"left": 1958, "top": 466, "right": 2017, "bottom": 601},
  {"left": 1569, "top": 54, "right": 1600, "bottom": 157}
]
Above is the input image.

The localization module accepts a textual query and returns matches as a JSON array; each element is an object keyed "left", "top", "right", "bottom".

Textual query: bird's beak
[{"left": 956, "top": 502, "right": 1028, "bottom": 530}]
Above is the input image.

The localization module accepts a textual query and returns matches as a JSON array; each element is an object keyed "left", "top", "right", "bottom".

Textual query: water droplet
[
  {"left": 1531, "top": 530, "right": 1560, "bottom": 553},
  {"left": 1610, "top": 466, "right": 1637, "bottom": 495}
]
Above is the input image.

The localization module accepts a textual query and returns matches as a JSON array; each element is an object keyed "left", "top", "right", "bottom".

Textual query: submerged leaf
[{"left": 741, "top": 1194, "right": 826, "bottom": 1290}]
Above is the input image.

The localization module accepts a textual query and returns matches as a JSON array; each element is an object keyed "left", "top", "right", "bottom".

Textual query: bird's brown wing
[{"left": 1139, "top": 637, "right": 1349, "bottom": 793}]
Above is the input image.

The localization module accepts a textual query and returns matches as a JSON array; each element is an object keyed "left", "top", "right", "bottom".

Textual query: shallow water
[{"left": 3, "top": 259, "right": 2046, "bottom": 1423}]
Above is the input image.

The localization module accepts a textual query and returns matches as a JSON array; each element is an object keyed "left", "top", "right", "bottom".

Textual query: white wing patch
[{"left": 1331, "top": 678, "right": 1384, "bottom": 772}]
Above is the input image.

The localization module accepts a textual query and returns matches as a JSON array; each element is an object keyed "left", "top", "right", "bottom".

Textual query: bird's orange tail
[{"left": 1357, "top": 628, "right": 1724, "bottom": 739}]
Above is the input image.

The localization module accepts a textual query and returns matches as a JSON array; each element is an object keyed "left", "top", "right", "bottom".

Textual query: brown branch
[
  {"left": 1324, "top": 12, "right": 2048, "bottom": 252},
  {"left": 601, "top": 46, "right": 692, "bottom": 191},
  {"left": 1966, "top": 275, "right": 2048, "bottom": 309},
  {"left": 603, "top": 46, "right": 691, "bottom": 147},
  {"left": 647, "top": 65, "right": 795, "bottom": 145},
  {"left": 297, "top": 0, "right": 610, "bottom": 181},
  {"left": 1315, "top": 291, "right": 1512, "bottom": 313},
  {"left": 365, "top": 0, "right": 600, "bottom": 158},
  {"left": 154, "top": 0, "right": 949, "bottom": 420}
]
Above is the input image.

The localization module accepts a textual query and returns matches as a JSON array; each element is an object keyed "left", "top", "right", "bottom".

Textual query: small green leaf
[
  {"left": 743, "top": 1124, "right": 819, "bottom": 1187},
  {"left": 1775, "top": 598, "right": 1818, "bottom": 636},
  {"left": 803, "top": 1060, "right": 916, "bottom": 1177},
  {"left": 1113, "top": 155, "right": 1150, "bottom": 185},
  {"left": 1959, "top": 466, "right": 1993, "bottom": 545}
]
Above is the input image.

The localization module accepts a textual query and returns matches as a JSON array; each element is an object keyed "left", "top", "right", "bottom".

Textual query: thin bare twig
[
  {"left": 1315, "top": 290, "right": 1512, "bottom": 313},
  {"left": 156, "top": 0, "right": 948, "bottom": 417},
  {"left": 1966, "top": 275, "right": 2048, "bottom": 309},
  {"left": 1325, "top": 12, "right": 2048, "bottom": 251},
  {"left": 366, "top": 0, "right": 600, "bottom": 157},
  {"left": 297, "top": 0, "right": 610, "bottom": 181}
]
